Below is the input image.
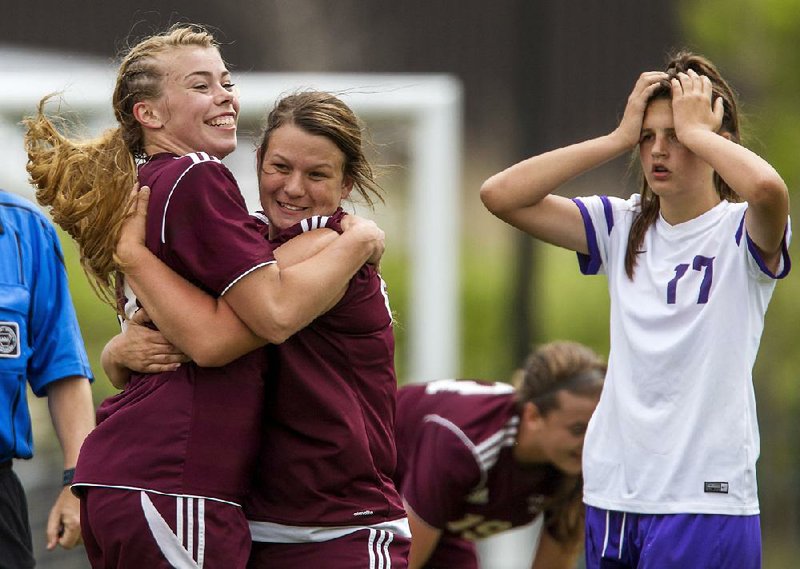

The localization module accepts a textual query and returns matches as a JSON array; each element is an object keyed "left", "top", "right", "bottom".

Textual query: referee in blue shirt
[{"left": 0, "top": 189, "right": 94, "bottom": 567}]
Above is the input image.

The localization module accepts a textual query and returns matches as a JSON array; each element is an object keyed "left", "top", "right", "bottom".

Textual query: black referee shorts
[{"left": 0, "top": 461, "right": 35, "bottom": 569}]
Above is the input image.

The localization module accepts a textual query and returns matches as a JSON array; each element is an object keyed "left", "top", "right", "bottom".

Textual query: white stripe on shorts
[
  {"left": 187, "top": 497, "right": 194, "bottom": 558},
  {"left": 197, "top": 498, "right": 206, "bottom": 568},
  {"left": 368, "top": 528, "right": 393, "bottom": 569},
  {"left": 248, "top": 516, "right": 411, "bottom": 543},
  {"left": 382, "top": 530, "right": 394, "bottom": 568},
  {"left": 140, "top": 491, "right": 206, "bottom": 568},
  {"left": 176, "top": 496, "right": 184, "bottom": 550},
  {"left": 601, "top": 509, "right": 610, "bottom": 557}
]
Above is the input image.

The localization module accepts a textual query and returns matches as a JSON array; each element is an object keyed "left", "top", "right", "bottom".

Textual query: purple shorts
[
  {"left": 585, "top": 505, "right": 761, "bottom": 569},
  {"left": 248, "top": 528, "right": 410, "bottom": 569},
  {"left": 80, "top": 487, "right": 251, "bottom": 568}
]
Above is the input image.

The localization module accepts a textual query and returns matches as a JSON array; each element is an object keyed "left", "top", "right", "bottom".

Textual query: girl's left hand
[{"left": 671, "top": 69, "right": 725, "bottom": 143}]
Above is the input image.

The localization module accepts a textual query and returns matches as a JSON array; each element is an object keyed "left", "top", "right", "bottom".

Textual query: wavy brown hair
[
  {"left": 256, "top": 90, "right": 384, "bottom": 209},
  {"left": 23, "top": 24, "right": 219, "bottom": 306},
  {"left": 624, "top": 51, "right": 743, "bottom": 279},
  {"left": 513, "top": 341, "right": 606, "bottom": 548}
]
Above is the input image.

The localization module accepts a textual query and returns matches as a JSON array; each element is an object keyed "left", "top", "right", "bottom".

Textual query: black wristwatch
[{"left": 62, "top": 468, "right": 76, "bottom": 486}]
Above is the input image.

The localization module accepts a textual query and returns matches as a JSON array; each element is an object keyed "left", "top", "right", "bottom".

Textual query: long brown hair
[
  {"left": 624, "top": 51, "right": 743, "bottom": 279},
  {"left": 23, "top": 24, "right": 219, "bottom": 306},
  {"left": 513, "top": 341, "right": 606, "bottom": 547},
  {"left": 257, "top": 90, "right": 384, "bottom": 208}
]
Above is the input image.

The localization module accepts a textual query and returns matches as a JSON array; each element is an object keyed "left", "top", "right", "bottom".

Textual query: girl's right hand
[
  {"left": 113, "top": 319, "right": 189, "bottom": 374},
  {"left": 116, "top": 184, "right": 150, "bottom": 269},
  {"left": 341, "top": 214, "right": 386, "bottom": 265},
  {"left": 612, "top": 71, "right": 669, "bottom": 148}
]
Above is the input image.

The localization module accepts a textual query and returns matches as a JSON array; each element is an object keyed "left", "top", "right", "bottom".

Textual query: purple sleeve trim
[
  {"left": 599, "top": 195, "right": 614, "bottom": 235},
  {"left": 745, "top": 229, "right": 792, "bottom": 279},
  {"left": 572, "top": 198, "right": 602, "bottom": 275},
  {"left": 737, "top": 211, "right": 791, "bottom": 279},
  {"left": 735, "top": 213, "right": 745, "bottom": 246}
]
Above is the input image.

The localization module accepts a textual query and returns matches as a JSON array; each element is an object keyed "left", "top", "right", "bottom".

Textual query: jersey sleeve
[
  {"left": 571, "top": 195, "right": 613, "bottom": 276},
  {"left": 160, "top": 162, "right": 276, "bottom": 296},
  {"left": 400, "top": 417, "right": 483, "bottom": 529},
  {"left": 321, "top": 208, "right": 346, "bottom": 234},
  {"left": 737, "top": 210, "right": 792, "bottom": 281},
  {"left": 27, "top": 216, "right": 92, "bottom": 396},
  {"left": 572, "top": 194, "right": 637, "bottom": 276},
  {"left": 269, "top": 207, "right": 347, "bottom": 246}
]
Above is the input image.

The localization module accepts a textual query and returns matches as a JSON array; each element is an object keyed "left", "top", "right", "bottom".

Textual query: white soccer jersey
[{"left": 573, "top": 194, "right": 791, "bottom": 515}]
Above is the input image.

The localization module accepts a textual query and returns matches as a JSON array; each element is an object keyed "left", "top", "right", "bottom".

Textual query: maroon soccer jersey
[
  {"left": 245, "top": 210, "right": 406, "bottom": 533},
  {"left": 395, "top": 380, "right": 575, "bottom": 541},
  {"left": 74, "top": 152, "right": 274, "bottom": 504}
]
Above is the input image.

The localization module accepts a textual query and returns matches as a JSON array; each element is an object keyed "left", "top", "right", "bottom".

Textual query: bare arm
[
  {"left": 117, "top": 188, "right": 370, "bottom": 365},
  {"left": 531, "top": 529, "right": 581, "bottom": 569},
  {"left": 222, "top": 216, "right": 380, "bottom": 343},
  {"left": 671, "top": 70, "right": 789, "bottom": 271},
  {"left": 480, "top": 72, "right": 669, "bottom": 253},
  {"left": 109, "top": 230, "right": 342, "bottom": 368},
  {"left": 405, "top": 502, "right": 443, "bottom": 569},
  {"left": 100, "top": 335, "right": 132, "bottom": 389},
  {"left": 45, "top": 376, "right": 95, "bottom": 551}
]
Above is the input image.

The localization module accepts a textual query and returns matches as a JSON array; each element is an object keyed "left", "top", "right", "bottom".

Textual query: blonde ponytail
[{"left": 24, "top": 95, "right": 136, "bottom": 306}]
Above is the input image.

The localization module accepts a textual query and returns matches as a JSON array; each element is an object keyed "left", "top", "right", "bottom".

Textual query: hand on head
[
  {"left": 614, "top": 71, "right": 669, "bottom": 148},
  {"left": 670, "top": 69, "right": 725, "bottom": 143}
]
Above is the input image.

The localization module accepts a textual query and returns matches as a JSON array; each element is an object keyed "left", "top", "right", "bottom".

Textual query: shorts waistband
[{"left": 0, "top": 460, "right": 12, "bottom": 471}]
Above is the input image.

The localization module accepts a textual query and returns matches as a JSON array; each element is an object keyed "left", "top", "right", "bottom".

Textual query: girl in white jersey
[{"left": 480, "top": 51, "right": 790, "bottom": 569}]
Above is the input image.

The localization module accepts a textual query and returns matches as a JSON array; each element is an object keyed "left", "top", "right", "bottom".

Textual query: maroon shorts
[
  {"left": 248, "top": 528, "right": 410, "bottom": 568},
  {"left": 80, "top": 487, "right": 250, "bottom": 568},
  {"left": 424, "top": 534, "right": 478, "bottom": 569}
]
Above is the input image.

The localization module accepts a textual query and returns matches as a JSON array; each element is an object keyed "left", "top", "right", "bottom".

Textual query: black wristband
[{"left": 62, "top": 468, "right": 76, "bottom": 486}]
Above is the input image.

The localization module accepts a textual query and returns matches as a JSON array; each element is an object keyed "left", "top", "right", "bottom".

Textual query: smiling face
[
  {"left": 515, "top": 390, "right": 599, "bottom": 476},
  {"left": 143, "top": 46, "right": 239, "bottom": 159},
  {"left": 258, "top": 123, "right": 353, "bottom": 238},
  {"left": 638, "top": 98, "right": 716, "bottom": 205}
]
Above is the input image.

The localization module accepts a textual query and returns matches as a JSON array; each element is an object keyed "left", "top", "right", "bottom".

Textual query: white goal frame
[{"left": 0, "top": 67, "right": 463, "bottom": 382}]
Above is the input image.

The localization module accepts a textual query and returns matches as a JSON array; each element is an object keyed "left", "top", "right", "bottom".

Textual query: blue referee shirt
[{"left": 0, "top": 189, "right": 92, "bottom": 462}]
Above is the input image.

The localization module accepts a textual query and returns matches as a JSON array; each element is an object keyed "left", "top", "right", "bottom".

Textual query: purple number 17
[{"left": 667, "top": 255, "right": 715, "bottom": 304}]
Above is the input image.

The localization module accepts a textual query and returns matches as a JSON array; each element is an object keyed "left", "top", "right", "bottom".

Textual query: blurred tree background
[{"left": 2, "top": 0, "right": 799, "bottom": 566}]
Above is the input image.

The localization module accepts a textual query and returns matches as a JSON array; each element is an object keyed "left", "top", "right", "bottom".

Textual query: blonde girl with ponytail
[{"left": 24, "top": 24, "right": 384, "bottom": 568}]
